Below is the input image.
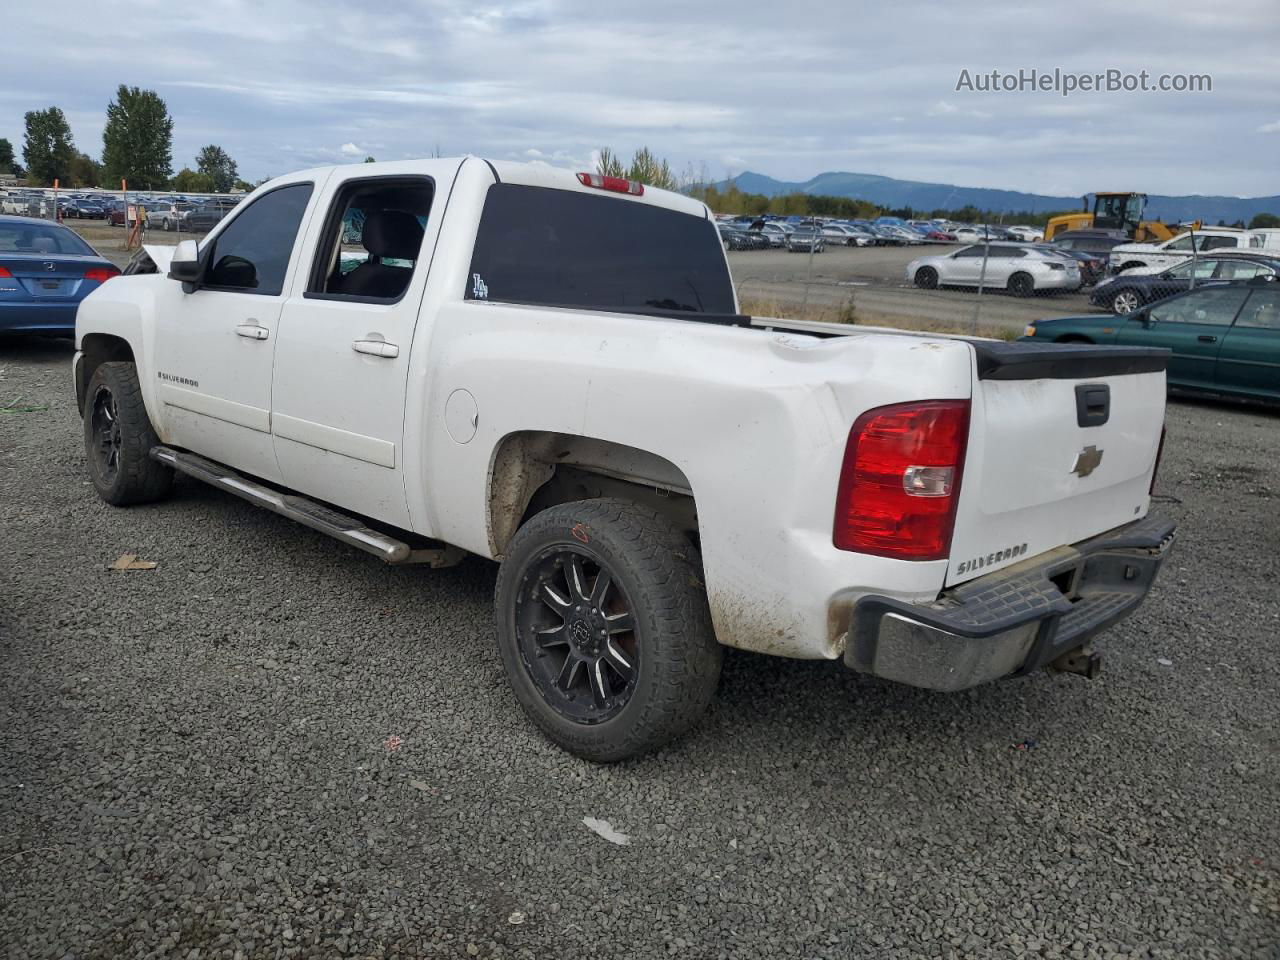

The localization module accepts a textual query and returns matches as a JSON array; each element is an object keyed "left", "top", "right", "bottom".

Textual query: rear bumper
[
  {"left": 0, "top": 300, "right": 80, "bottom": 334},
  {"left": 845, "top": 514, "right": 1175, "bottom": 691}
]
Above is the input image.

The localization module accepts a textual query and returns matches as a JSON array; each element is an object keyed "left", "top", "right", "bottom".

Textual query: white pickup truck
[{"left": 73, "top": 159, "right": 1175, "bottom": 761}]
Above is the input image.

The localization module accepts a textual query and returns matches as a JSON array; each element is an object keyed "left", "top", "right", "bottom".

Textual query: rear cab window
[{"left": 464, "top": 184, "right": 737, "bottom": 319}]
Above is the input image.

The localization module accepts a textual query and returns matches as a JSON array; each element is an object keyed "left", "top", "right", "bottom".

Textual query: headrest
[
  {"left": 362, "top": 209, "right": 423, "bottom": 260},
  {"left": 31, "top": 237, "right": 57, "bottom": 253}
]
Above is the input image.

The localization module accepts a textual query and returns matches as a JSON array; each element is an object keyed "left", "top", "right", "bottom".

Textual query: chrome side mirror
[{"left": 168, "top": 239, "right": 201, "bottom": 290}]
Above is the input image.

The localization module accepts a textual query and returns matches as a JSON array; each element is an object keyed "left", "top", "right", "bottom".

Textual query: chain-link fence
[
  {"left": 719, "top": 216, "right": 1257, "bottom": 339},
  {"left": 0, "top": 184, "right": 246, "bottom": 252}
]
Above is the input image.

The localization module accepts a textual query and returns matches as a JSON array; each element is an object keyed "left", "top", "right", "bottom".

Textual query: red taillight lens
[
  {"left": 833, "top": 400, "right": 970, "bottom": 560},
  {"left": 0, "top": 267, "right": 11, "bottom": 278},
  {"left": 576, "top": 172, "right": 644, "bottom": 196},
  {"left": 84, "top": 267, "right": 119, "bottom": 284}
]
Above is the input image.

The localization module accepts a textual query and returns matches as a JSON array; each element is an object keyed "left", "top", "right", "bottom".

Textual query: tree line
[
  {"left": 2, "top": 85, "right": 250, "bottom": 194},
  {"left": 601, "top": 146, "right": 1279, "bottom": 229}
]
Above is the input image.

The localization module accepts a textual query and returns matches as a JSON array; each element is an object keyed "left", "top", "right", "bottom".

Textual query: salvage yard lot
[{"left": 1, "top": 339, "right": 1278, "bottom": 959}]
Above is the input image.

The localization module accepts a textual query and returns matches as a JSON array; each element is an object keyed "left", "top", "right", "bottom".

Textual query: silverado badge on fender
[{"left": 1072, "top": 445, "right": 1104, "bottom": 478}]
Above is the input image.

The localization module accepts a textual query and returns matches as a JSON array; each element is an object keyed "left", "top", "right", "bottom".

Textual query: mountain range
[{"left": 712, "top": 171, "right": 1280, "bottom": 224}]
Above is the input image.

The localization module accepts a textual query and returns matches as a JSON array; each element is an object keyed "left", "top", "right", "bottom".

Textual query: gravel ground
[{"left": 1, "top": 338, "right": 1277, "bottom": 960}]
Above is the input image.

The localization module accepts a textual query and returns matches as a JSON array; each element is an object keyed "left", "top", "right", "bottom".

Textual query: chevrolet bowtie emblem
[{"left": 1072, "top": 445, "right": 1104, "bottom": 478}]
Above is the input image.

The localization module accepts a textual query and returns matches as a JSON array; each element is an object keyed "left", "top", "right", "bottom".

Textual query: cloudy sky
[{"left": 4, "top": 0, "right": 1277, "bottom": 196}]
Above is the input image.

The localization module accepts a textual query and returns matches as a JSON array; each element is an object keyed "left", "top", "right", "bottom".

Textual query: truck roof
[{"left": 273, "top": 157, "right": 710, "bottom": 220}]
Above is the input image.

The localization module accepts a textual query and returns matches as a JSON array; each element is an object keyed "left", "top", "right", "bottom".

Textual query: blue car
[{"left": 0, "top": 215, "right": 120, "bottom": 337}]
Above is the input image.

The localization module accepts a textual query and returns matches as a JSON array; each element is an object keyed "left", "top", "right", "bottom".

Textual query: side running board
[{"left": 150, "top": 445, "right": 464, "bottom": 567}]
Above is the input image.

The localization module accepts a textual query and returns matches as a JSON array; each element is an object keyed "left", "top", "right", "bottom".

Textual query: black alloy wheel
[
  {"left": 90, "top": 385, "right": 122, "bottom": 485},
  {"left": 513, "top": 546, "right": 639, "bottom": 724}
]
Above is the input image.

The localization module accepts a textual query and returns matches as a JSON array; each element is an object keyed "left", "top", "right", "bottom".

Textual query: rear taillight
[
  {"left": 833, "top": 400, "right": 970, "bottom": 561},
  {"left": 576, "top": 172, "right": 644, "bottom": 196},
  {"left": 0, "top": 267, "right": 11, "bottom": 278},
  {"left": 1149, "top": 425, "right": 1167, "bottom": 494},
  {"left": 84, "top": 267, "right": 119, "bottom": 284}
]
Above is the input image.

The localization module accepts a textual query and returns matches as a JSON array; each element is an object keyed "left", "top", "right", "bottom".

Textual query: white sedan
[{"left": 906, "top": 243, "right": 1082, "bottom": 296}]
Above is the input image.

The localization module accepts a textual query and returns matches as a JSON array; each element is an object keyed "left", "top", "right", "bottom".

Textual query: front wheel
[
  {"left": 495, "top": 499, "right": 722, "bottom": 762},
  {"left": 1110, "top": 289, "right": 1141, "bottom": 315},
  {"left": 914, "top": 266, "right": 939, "bottom": 289},
  {"left": 83, "top": 362, "right": 174, "bottom": 506},
  {"left": 1008, "top": 272, "right": 1035, "bottom": 297}
]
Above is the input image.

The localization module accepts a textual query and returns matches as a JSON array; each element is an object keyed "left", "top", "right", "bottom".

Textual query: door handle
[
  {"left": 235, "top": 322, "right": 269, "bottom": 341},
  {"left": 352, "top": 339, "right": 399, "bottom": 359},
  {"left": 1197, "top": 334, "right": 1218, "bottom": 343}
]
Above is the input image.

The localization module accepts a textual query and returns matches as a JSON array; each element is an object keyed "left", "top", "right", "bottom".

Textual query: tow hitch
[{"left": 1051, "top": 645, "right": 1103, "bottom": 680}]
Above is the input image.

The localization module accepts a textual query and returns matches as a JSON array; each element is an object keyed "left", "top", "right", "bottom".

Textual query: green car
[{"left": 1021, "top": 277, "right": 1279, "bottom": 402}]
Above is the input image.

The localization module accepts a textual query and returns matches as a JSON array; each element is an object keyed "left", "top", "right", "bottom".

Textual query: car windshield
[{"left": 0, "top": 222, "right": 95, "bottom": 255}]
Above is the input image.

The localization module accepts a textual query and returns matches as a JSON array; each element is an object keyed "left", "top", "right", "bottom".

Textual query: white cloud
[{"left": 2, "top": 0, "right": 1276, "bottom": 196}]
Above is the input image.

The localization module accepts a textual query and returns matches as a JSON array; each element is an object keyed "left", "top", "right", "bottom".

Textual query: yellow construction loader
[{"left": 1043, "top": 192, "right": 1198, "bottom": 243}]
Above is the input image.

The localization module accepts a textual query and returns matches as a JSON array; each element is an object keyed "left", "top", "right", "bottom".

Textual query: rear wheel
[
  {"left": 1008, "top": 272, "right": 1035, "bottom": 297},
  {"left": 914, "top": 266, "right": 939, "bottom": 289},
  {"left": 1110, "top": 289, "right": 1141, "bottom": 315},
  {"left": 83, "top": 362, "right": 173, "bottom": 506},
  {"left": 495, "top": 499, "right": 722, "bottom": 762}
]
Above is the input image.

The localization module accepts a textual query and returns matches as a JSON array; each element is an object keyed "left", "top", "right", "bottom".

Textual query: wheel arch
[
  {"left": 76, "top": 333, "right": 136, "bottom": 415},
  {"left": 486, "top": 431, "right": 698, "bottom": 560}
]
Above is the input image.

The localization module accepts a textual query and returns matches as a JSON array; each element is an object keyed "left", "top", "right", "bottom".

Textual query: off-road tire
[
  {"left": 84, "top": 361, "right": 174, "bottom": 506},
  {"left": 495, "top": 498, "right": 722, "bottom": 762}
]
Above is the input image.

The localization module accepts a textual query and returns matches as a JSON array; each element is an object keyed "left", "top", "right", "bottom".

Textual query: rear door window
[{"left": 465, "top": 184, "right": 735, "bottom": 315}]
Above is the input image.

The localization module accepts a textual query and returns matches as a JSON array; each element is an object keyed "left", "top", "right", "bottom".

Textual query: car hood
[{"left": 142, "top": 243, "right": 178, "bottom": 272}]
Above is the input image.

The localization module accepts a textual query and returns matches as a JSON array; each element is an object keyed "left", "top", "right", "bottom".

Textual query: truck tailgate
[{"left": 946, "top": 342, "right": 1168, "bottom": 587}]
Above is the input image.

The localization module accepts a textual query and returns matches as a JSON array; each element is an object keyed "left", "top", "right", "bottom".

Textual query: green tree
[
  {"left": 195, "top": 144, "right": 238, "bottom": 193},
  {"left": 101, "top": 85, "right": 174, "bottom": 190},
  {"left": 23, "top": 107, "right": 77, "bottom": 186},
  {"left": 68, "top": 152, "right": 101, "bottom": 187},
  {"left": 596, "top": 147, "right": 624, "bottom": 178},
  {"left": 1248, "top": 212, "right": 1280, "bottom": 229},
  {"left": 0, "top": 138, "right": 15, "bottom": 175},
  {"left": 595, "top": 146, "right": 676, "bottom": 190},
  {"left": 172, "top": 168, "right": 214, "bottom": 192},
  {"left": 363, "top": 156, "right": 376, "bottom": 163}
]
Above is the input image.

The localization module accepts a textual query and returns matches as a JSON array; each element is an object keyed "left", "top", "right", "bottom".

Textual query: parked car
[
  {"left": 1048, "top": 230, "right": 1128, "bottom": 256},
  {"left": 0, "top": 214, "right": 120, "bottom": 336},
  {"left": 786, "top": 225, "right": 826, "bottom": 252},
  {"left": 59, "top": 197, "right": 105, "bottom": 219},
  {"left": 718, "top": 223, "right": 760, "bottom": 251},
  {"left": 72, "top": 157, "right": 1175, "bottom": 761},
  {"left": 821, "top": 224, "right": 871, "bottom": 246},
  {"left": 150, "top": 203, "right": 198, "bottom": 231},
  {"left": 183, "top": 201, "right": 238, "bottom": 233},
  {"left": 1038, "top": 246, "right": 1108, "bottom": 287},
  {"left": 1108, "top": 228, "right": 1252, "bottom": 274},
  {"left": 1006, "top": 226, "right": 1044, "bottom": 242},
  {"left": 1088, "top": 254, "right": 1280, "bottom": 314},
  {"left": 1023, "top": 276, "right": 1279, "bottom": 402},
  {"left": 755, "top": 222, "right": 794, "bottom": 247},
  {"left": 907, "top": 243, "right": 1082, "bottom": 296}
]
